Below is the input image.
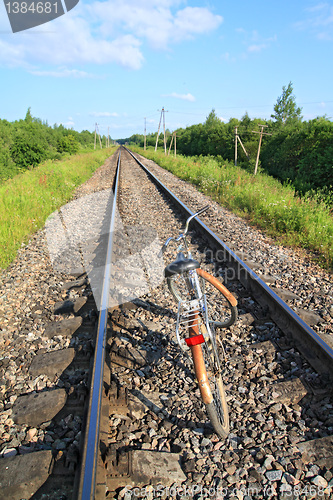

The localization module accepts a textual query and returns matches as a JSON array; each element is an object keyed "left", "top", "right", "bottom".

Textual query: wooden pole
[
  {"left": 235, "top": 126, "right": 249, "bottom": 164},
  {"left": 252, "top": 124, "right": 271, "bottom": 175},
  {"left": 163, "top": 109, "right": 166, "bottom": 154},
  {"left": 155, "top": 109, "right": 163, "bottom": 151},
  {"left": 168, "top": 132, "right": 174, "bottom": 155},
  {"left": 238, "top": 136, "right": 249, "bottom": 159},
  {"left": 235, "top": 127, "right": 238, "bottom": 166},
  {"left": 254, "top": 129, "right": 263, "bottom": 175},
  {"left": 144, "top": 117, "right": 146, "bottom": 151},
  {"left": 94, "top": 123, "right": 97, "bottom": 150},
  {"left": 175, "top": 133, "right": 177, "bottom": 157},
  {"left": 96, "top": 124, "right": 102, "bottom": 149}
]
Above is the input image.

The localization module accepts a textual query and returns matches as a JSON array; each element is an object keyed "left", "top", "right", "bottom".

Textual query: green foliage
[
  {"left": 110, "top": 82, "right": 332, "bottom": 202},
  {"left": 11, "top": 122, "right": 49, "bottom": 169},
  {"left": 0, "top": 148, "right": 116, "bottom": 269},
  {"left": 156, "top": 109, "right": 271, "bottom": 167},
  {"left": 0, "top": 119, "right": 16, "bottom": 181},
  {"left": 133, "top": 99, "right": 331, "bottom": 202},
  {"left": 0, "top": 109, "right": 97, "bottom": 182},
  {"left": 133, "top": 147, "right": 333, "bottom": 268},
  {"left": 25, "top": 107, "right": 33, "bottom": 123},
  {"left": 205, "top": 109, "right": 221, "bottom": 128},
  {"left": 271, "top": 82, "right": 303, "bottom": 126},
  {"left": 57, "top": 134, "right": 80, "bottom": 155},
  {"left": 261, "top": 117, "right": 333, "bottom": 193}
]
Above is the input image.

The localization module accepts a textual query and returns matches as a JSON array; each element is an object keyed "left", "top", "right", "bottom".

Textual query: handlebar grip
[
  {"left": 184, "top": 205, "right": 210, "bottom": 234},
  {"left": 196, "top": 204, "right": 210, "bottom": 216}
]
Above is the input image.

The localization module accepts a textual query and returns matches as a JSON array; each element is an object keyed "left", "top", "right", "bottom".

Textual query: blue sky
[{"left": 0, "top": 0, "right": 332, "bottom": 139}]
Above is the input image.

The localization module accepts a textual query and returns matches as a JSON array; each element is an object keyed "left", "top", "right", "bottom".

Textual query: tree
[
  {"left": 57, "top": 134, "right": 80, "bottom": 155},
  {"left": 11, "top": 123, "right": 49, "bottom": 169},
  {"left": 240, "top": 112, "right": 251, "bottom": 130},
  {"left": 24, "top": 107, "right": 33, "bottom": 123},
  {"left": 271, "top": 82, "right": 302, "bottom": 126},
  {"left": 205, "top": 109, "right": 221, "bottom": 128}
]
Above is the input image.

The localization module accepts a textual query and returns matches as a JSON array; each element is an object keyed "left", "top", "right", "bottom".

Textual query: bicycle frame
[
  {"left": 162, "top": 206, "right": 220, "bottom": 363},
  {"left": 161, "top": 206, "right": 232, "bottom": 438},
  {"left": 174, "top": 268, "right": 221, "bottom": 371}
]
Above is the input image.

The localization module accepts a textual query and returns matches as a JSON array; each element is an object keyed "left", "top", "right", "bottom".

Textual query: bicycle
[{"left": 160, "top": 205, "right": 238, "bottom": 438}]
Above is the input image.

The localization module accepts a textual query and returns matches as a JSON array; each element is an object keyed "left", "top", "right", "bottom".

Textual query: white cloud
[
  {"left": 174, "top": 7, "right": 223, "bottom": 41},
  {"left": 29, "top": 68, "right": 97, "bottom": 78},
  {"left": 61, "top": 120, "right": 75, "bottom": 127},
  {"left": 220, "top": 52, "right": 237, "bottom": 63},
  {"left": 163, "top": 92, "right": 196, "bottom": 102},
  {"left": 0, "top": 11, "right": 144, "bottom": 70},
  {"left": 91, "top": 2, "right": 222, "bottom": 49},
  {"left": 247, "top": 43, "right": 267, "bottom": 53},
  {"left": 235, "top": 28, "right": 277, "bottom": 56},
  {"left": 295, "top": 3, "right": 333, "bottom": 40},
  {"left": 307, "top": 3, "right": 329, "bottom": 12},
  {"left": 90, "top": 112, "right": 119, "bottom": 117},
  {"left": 0, "top": 0, "right": 222, "bottom": 70}
]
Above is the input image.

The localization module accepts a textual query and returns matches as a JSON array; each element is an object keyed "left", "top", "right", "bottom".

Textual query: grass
[
  {"left": 132, "top": 146, "right": 333, "bottom": 269},
  {"left": 0, "top": 147, "right": 116, "bottom": 269}
]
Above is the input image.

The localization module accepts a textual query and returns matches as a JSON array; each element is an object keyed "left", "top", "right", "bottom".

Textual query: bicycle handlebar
[
  {"left": 183, "top": 204, "right": 210, "bottom": 235},
  {"left": 159, "top": 205, "right": 210, "bottom": 256}
]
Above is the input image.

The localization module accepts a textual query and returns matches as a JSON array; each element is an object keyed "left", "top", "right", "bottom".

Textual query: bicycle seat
[{"left": 164, "top": 252, "right": 200, "bottom": 277}]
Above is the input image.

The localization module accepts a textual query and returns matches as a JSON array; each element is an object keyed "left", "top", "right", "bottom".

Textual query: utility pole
[
  {"left": 155, "top": 108, "right": 168, "bottom": 153},
  {"left": 168, "top": 132, "right": 178, "bottom": 157},
  {"left": 155, "top": 111, "right": 162, "bottom": 151},
  {"left": 235, "top": 127, "right": 238, "bottom": 166},
  {"left": 234, "top": 127, "right": 249, "bottom": 166},
  {"left": 163, "top": 109, "right": 166, "bottom": 154},
  {"left": 94, "top": 123, "right": 102, "bottom": 149},
  {"left": 108, "top": 126, "right": 110, "bottom": 148},
  {"left": 168, "top": 132, "right": 175, "bottom": 155},
  {"left": 168, "top": 132, "right": 174, "bottom": 155},
  {"left": 144, "top": 117, "right": 146, "bottom": 151},
  {"left": 252, "top": 124, "right": 271, "bottom": 175}
]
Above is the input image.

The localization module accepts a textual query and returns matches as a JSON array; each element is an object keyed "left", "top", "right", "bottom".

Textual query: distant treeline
[
  {"left": 124, "top": 113, "right": 333, "bottom": 198},
  {"left": 0, "top": 108, "right": 102, "bottom": 182},
  {"left": 123, "top": 84, "right": 333, "bottom": 199}
]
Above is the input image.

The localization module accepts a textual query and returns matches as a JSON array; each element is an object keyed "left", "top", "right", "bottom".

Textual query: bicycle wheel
[
  {"left": 197, "top": 268, "right": 237, "bottom": 328},
  {"left": 167, "top": 272, "right": 194, "bottom": 303},
  {"left": 203, "top": 341, "right": 229, "bottom": 438},
  {"left": 190, "top": 334, "right": 229, "bottom": 439}
]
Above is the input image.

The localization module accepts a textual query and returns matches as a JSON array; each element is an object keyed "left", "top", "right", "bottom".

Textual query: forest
[
  {"left": 123, "top": 83, "right": 333, "bottom": 202},
  {"left": 1, "top": 84, "right": 332, "bottom": 202},
  {"left": 0, "top": 108, "right": 99, "bottom": 182}
]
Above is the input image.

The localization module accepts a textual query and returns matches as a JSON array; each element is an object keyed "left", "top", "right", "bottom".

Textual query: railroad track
[{"left": 0, "top": 147, "right": 333, "bottom": 499}]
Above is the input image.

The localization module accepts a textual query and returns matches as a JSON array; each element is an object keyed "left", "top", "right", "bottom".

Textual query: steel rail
[
  {"left": 78, "top": 150, "right": 121, "bottom": 499},
  {"left": 125, "top": 147, "right": 333, "bottom": 378}
]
